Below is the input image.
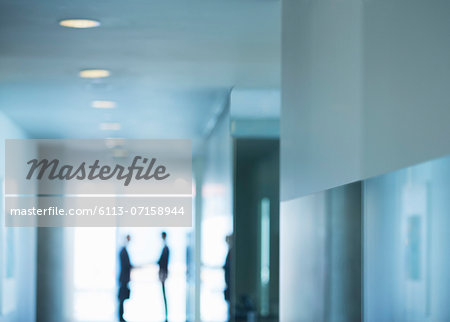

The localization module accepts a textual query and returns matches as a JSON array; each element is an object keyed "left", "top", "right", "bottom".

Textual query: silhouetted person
[
  {"left": 118, "top": 235, "right": 133, "bottom": 322},
  {"left": 224, "top": 234, "right": 233, "bottom": 321},
  {"left": 158, "top": 231, "right": 170, "bottom": 321}
]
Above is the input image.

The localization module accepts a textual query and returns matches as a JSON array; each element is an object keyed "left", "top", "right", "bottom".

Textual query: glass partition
[{"left": 364, "top": 153, "right": 450, "bottom": 321}]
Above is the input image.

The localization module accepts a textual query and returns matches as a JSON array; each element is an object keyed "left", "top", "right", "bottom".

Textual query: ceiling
[{"left": 0, "top": 0, "right": 280, "bottom": 152}]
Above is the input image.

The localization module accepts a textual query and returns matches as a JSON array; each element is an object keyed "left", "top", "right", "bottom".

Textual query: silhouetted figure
[
  {"left": 118, "top": 235, "right": 133, "bottom": 322},
  {"left": 158, "top": 231, "right": 170, "bottom": 321},
  {"left": 224, "top": 234, "right": 233, "bottom": 321}
]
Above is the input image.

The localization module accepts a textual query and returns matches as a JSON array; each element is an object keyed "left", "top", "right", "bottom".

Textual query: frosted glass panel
[{"left": 364, "top": 154, "right": 450, "bottom": 321}]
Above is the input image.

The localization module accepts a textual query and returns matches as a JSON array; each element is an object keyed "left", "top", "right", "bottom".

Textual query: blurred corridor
[{"left": 2, "top": 0, "right": 450, "bottom": 322}]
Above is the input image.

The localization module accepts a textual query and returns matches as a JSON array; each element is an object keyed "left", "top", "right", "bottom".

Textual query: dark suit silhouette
[
  {"left": 224, "top": 249, "right": 231, "bottom": 302},
  {"left": 158, "top": 243, "right": 170, "bottom": 321},
  {"left": 118, "top": 246, "right": 132, "bottom": 322},
  {"left": 224, "top": 234, "right": 233, "bottom": 321}
]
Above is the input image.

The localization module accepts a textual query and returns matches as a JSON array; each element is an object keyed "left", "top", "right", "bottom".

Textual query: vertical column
[
  {"left": 35, "top": 145, "right": 66, "bottom": 322},
  {"left": 280, "top": 183, "right": 362, "bottom": 322},
  {"left": 36, "top": 227, "right": 66, "bottom": 322}
]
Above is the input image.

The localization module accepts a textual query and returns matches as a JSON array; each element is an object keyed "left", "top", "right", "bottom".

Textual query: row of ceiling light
[{"left": 59, "top": 18, "right": 120, "bottom": 131}]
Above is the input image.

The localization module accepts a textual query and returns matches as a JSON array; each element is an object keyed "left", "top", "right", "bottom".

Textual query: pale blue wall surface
[
  {"left": 364, "top": 154, "right": 450, "bottom": 321},
  {"left": 0, "top": 112, "right": 36, "bottom": 322}
]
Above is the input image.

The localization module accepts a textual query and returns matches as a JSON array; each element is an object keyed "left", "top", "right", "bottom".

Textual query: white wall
[
  {"left": 281, "top": 1, "right": 450, "bottom": 321},
  {"left": 281, "top": 0, "right": 450, "bottom": 200},
  {"left": 281, "top": 0, "right": 363, "bottom": 200},
  {"left": 0, "top": 112, "right": 36, "bottom": 322}
]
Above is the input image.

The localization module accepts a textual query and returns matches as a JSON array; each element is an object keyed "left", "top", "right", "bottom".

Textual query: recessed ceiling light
[
  {"left": 59, "top": 19, "right": 100, "bottom": 29},
  {"left": 80, "top": 69, "right": 110, "bottom": 79},
  {"left": 92, "top": 100, "right": 116, "bottom": 109},
  {"left": 100, "top": 123, "right": 121, "bottom": 131}
]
